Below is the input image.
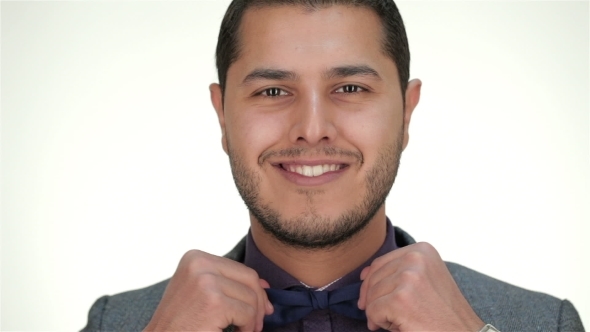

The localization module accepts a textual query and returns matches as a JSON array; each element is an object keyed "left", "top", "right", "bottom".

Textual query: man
[{"left": 82, "top": 0, "right": 584, "bottom": 331}]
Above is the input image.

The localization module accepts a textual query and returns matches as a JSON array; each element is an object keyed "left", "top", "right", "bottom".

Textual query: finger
[
  {"left": 360, "top": 257, "right": 401, "bottom": 310},
  {"left": 360, "top": 266, "right": 370, "bottom": 281},
  {"left": 358, "top": 266, "right": 371, "bottom": 309},
  {"left": 222, "top": 296, "right": 259, "bottom": 332},
  {"left": 359, "top": 266, "right": 383, "bottom": 309},
  {"left": 359, "top": 252, "right": 398, "bottom": 309},
  {"left": 364, "top": 261, "right": 413, "bottom": 303},
  {"left": 358, "top": 277, "right": 368, "bottom": 310},
  {"left": 364, "top": 242, "right": 437, "bottom": 280},
  {"left": 208, "top": 256, "right": 271, "bottom": 327},
  {"left": 360, "top": 266, "right": 396, "bottom": 310},
  {"left": 365, "top": 293, "right": 400, "bottom": 331},
  {"left": 184, "top": 251, "right": 270, "bottom": 330},
  {"left": 361, "top": 244, "right": 432, "bottom": 308},
  {"left": 215, "top": 276, "right": 268, "bottom": 332},
  {"left": 251, "top": 279, "right": 272, "bottom": 330},
  {"left": 187, "top": 275, "right": 258, "bottom": 331},
  {"left": 217, "top": 276, "right": 259, "bottom": 308},
  {"left": 221, "top": 270, "right": 273, "bottom": 331},
  {"left": 259, "top": 279, "right": 270, "bottom": 288},
  {"left": 363, "top": 248, "right": 406, "bottom": 280},
  {"left": 259, "top": 279, "right": 274, "bottom": 314},
  {"left": 258, "top": 279, "right": 273, "bottom": 332},
  {"left": 192, "top": 251, "right": 263, "bottom": 291}
]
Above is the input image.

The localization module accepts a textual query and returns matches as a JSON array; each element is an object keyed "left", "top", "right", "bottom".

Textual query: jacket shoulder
[
  {"left": 80, "top": 242, "right": 246, "bottom": 332},
  {"left": 81, "top": 279, "right": 169, "bottom": 331},
  {"left": 447, "top": 262, "right": 584, "bottom": 332}
]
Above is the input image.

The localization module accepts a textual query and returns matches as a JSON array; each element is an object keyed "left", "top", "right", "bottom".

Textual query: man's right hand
[{"left": 144, "top": 250, "right": 273, "bottom": 332}]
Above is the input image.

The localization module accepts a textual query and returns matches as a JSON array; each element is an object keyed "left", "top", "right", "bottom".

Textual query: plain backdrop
[{"left": 1, "top": 1, "right": 588, "bottom": 330}]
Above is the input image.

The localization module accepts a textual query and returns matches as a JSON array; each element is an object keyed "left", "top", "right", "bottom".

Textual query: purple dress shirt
[{"left": 244, "top": 219, "right": 397, "bottom": 332}]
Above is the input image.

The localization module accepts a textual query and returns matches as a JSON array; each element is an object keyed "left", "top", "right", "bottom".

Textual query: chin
[{"left": 250, "top": 201, "right": 379, "bottom": 250}]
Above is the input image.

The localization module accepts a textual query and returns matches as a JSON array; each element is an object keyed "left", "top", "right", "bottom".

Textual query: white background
[{"left": 1, "top": 1, "right": 588, "bottom": 330}]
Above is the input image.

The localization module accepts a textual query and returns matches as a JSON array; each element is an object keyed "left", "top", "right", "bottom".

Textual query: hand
[
  {"left": 144, "top": 250, "right": 273, "bottom": 332},
  {"left": 358, "top": 242, "right": 484, "bottom": 331}
]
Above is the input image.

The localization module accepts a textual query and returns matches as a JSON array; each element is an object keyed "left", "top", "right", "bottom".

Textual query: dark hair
[{"left": 215, "top": 0, "right": 410, "bottom": 100}]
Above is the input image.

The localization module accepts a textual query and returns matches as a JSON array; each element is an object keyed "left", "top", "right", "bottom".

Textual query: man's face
[{"left": 211, "top": 5, "right": 420, "bottom": 248}]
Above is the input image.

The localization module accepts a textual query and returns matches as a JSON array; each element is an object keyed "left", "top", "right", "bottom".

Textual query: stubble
[{"left": 228, "top": 136, "right": 403, "bottom": 250}]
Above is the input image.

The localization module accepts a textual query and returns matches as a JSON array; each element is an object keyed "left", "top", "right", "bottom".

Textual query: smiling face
[{"left": 211, "top": 5, "right": 421, "bottom": 249}]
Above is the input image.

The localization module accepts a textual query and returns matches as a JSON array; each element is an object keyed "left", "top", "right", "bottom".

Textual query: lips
[{"left": 279, "top": 163, "right": 346, "bottom": 177}]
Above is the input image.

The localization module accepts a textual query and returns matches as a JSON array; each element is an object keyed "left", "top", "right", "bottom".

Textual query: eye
[
  {"left": 260, "top": 87, "right": 288, "bottom": 97},
  {"left": 335, "top": 85, "right": 365, "bottom": 94}
]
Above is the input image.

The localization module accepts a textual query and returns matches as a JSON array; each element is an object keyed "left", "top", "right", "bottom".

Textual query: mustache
[{"left": 259, "top": 147, "right": 363, "bottom": 165}]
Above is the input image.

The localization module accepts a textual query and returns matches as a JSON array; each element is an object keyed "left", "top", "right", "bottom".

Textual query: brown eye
[
  {"left": 263, "top": 88, "right": 285, "bottom": 97},
  {"left": 335, "top": 85, "right": 364, "bottom": 93},
  {"left": 343, "top": 85, "right": 358, "bottom": 93}
]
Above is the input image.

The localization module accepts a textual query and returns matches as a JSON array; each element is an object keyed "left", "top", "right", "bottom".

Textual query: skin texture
[
  {"left": 217, "top": 5, "right": 407, "bottom": 245},
  {"left": 358, "top": 243, "right": 484, "bottom": 331},
  {"left": 211, "top": 5, "right": 418, "bottom": 287},
  {"left": 145, "top": 5, "right": 484, "bottom": 331},
  {"left": 144, "top": 250, "right": 273, "bottom": 331}
]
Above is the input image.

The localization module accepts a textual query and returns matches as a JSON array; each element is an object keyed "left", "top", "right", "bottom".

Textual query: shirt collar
[{"left": 244, "top": 218, "right": 398, "bottom": 291}]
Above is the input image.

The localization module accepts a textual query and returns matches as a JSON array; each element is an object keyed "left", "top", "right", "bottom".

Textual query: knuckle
[
  {"left": 365, "top": 300, "right": 379, "bottom": 318},
  {"left": 243, "top": 267, "right": 260, "bottom": 282},
  {"left": 194, "top": 272, "right": 218, "bottom": 289},
  {"left": 188, "top": 252, "right": 215, "bottom": 272},
  {"left": 416, "top": 241, "right": 438, "bottom": 256},
  {"left": 203, "top": 290, "right": 225, "bottom": 310},
  {"left": 365, "top": 298, "right": 388, "bottom": 322},
  {"left": 180, "top": 249, "right": 202, "bottom": 263},
  {"left": 405, "top": 250, "right": 426, "bottom": 266},
  {"left": 365, "top": 302, "right": 377, "bottom": 322},
  {"left": 243, "top": 303, "right": 257, "bottom": 318},
  {"left": 399, "top": 269, "right": 421, "bottom": 285},
  {"left": 178, "top": 250, "right": 212, "bottom": 273},
  {"left": 391, "top": 288, "right": 412, "bottom": 306}
]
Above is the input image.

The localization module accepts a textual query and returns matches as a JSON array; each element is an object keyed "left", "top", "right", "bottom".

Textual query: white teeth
[
  {"left": 285, "top": 164, "right": 342, "bottom": 177},
  {"left": 312, "top": 165, "right": 323, "bottom": 176}
]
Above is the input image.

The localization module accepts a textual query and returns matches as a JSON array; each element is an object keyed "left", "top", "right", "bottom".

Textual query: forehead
[{"left": 227, "top": 5, "right": 397, "bottom": 84}]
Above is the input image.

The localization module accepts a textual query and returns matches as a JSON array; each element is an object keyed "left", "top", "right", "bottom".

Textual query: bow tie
[{"left": 263, "top": 282, "right": 366, "bottom": 329}]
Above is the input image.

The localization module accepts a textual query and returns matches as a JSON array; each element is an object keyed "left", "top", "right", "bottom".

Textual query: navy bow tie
[{"left": 263, "top": 282, "right": 366, "bottom": 329}]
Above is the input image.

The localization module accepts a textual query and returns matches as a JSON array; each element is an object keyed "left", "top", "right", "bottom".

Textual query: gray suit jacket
[{"left": 82, "top": 227, "right": 585, "bottom": 331}]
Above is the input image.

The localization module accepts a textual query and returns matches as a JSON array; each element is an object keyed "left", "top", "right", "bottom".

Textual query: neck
[{"left": 250, "top": 206, "right": 387, "bottom": 288}]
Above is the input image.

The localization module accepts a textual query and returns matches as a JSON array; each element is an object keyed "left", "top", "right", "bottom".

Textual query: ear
[
  {"left": 210, "top": 83, "right": 228, "bottom": 154},
  {"left": 402, "top": 79, "right": 422, "bottom": 150}
]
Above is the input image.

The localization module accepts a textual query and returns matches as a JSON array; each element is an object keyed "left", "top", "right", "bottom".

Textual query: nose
[{"left": 288, "top": 92, "right": 337, "bottom": 146}]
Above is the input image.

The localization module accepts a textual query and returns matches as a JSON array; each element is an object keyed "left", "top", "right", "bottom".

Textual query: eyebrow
[
  {"left": 240, "top": 65, "right": 381, "bottom": 86},
  {"left": 324, "top": 65, "right": 381, "bottom": 80},
  {"left": 242, "top": 68, "right": 298, "bottom": 85}
]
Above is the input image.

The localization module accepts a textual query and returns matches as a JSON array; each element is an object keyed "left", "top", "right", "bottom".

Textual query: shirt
[{"left": 244, "top": 219, "right": 397, "bottom": 332}]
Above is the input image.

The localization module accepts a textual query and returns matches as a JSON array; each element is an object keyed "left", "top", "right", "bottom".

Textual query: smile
[{"left": 280, "top": 164, "right": 344, "bottom": 177}]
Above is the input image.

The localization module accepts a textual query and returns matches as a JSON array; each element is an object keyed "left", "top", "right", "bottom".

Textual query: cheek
[
  {"left": 225, "top": 110, "right": 286, "bottom": 159},
  {"left": 336, "top": 105, "right": 402, "bottom": 154}
]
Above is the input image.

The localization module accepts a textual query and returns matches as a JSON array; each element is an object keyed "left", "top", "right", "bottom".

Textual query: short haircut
[{"left": 215, "top": 0, "right": 410, "bottom": 101}]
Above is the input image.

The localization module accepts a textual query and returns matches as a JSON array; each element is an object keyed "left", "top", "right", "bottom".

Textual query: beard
[{"left": 228, "top": 135, "right": 403, "bottom": 250}]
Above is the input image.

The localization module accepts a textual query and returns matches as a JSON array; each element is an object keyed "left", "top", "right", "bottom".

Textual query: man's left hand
[{"left": 358, "top": 242, "right": 484, "bottom": 331}]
